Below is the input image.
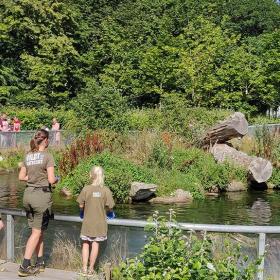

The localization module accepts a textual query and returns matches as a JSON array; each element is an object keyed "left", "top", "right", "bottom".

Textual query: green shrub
[
  {"left": 270, "top": 168, "right": 280, "bottom": 186},
  {"left": 57, "top": 152, "right": 156, "bottom": 202},
  {"left": 155, "top": 169, "right": 204, "bottom": 199},
  {"left": 113, "top": 211, "right": 259, "bottom": 280},
  {"left": 148, "top": 140, "right": 173, "bottom": 169},
  {"left": 162, "top": 147, "right": 247, "bottom": 193}
]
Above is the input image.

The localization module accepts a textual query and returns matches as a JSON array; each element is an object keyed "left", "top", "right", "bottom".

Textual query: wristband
[
  {"left": 107, "top": 211, "right": 116, "bottom": 220},
  {"left": 79, "top": 209, "right": 84, "bottom": 219}
]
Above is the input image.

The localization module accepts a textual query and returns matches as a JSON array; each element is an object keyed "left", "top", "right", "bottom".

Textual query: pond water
[
  {"left": 1, "top": 172, "right": 280, "bottom": 279},
  {"left": 0, "top": 171, "right": 279, "bottom": 226}
]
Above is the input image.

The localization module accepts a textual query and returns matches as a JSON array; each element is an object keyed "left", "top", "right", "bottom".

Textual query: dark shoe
[
  {"left": 18, "top": 265, "right": 40, "bottom": 277},
  {"left": 36, "top": 262, "right": 45, "bottom": 272}
]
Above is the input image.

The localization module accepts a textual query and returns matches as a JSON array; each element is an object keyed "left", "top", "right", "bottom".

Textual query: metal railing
[
  {"left": 1, "top": 208, "right": 279, "bottom": 280},
  {"left": 0, "top": 130, "right": 75, "bottom": 149},
  {"left": 248, "top": 124, "right": 280, "bottom": 136}
]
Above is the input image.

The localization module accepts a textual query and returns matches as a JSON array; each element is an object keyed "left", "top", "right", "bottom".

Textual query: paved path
[{"left": 0, "top": 261, "right": 79, "bottom": 280}]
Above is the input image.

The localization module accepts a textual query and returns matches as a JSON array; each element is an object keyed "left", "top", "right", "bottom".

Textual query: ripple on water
[{"left": 1, "top": 173, "right": 280, "bottom": 225}]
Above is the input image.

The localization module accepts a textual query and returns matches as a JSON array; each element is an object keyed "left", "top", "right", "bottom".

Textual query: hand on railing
[
  {"left": 107, "top": 211, "right": 116, "bottom": 220},
  {"left": 79, "top": 209, "right": 84, "bottom": 219}
]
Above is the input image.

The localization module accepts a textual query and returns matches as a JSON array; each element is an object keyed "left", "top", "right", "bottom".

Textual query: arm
[
  {"left": 19, "top": 166, "right": 28, "bottom": 181},
  {"left": 105, "top": 189, "right": 116, "bottom": 219},
  {"left": 47, "top": 166, "right": 58, "bottom": 185},
  {"left": 77, "top": 190, "right": 85, "bottom": 219}
]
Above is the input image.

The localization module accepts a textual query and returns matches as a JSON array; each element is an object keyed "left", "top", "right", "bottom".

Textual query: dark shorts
[{"left": 23, "top": 186, "right": 53, "bottom": 230}]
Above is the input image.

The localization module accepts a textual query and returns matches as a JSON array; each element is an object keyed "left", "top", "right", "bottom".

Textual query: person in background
[
  {"left": 13, "top": 116, "right": 21, "bottom": 132},
  {"left": 51, "top": 118, "right": 60, "bottom": 145},
  {"left": 0, "top": 214, "right": 4, "bottom": 230},
  {"left": 18, "top": 129, "right": 58, "bottom": 277},
  {"left": 0, "top": 113, "right": 4, "bottom": 130},
  {"left": 77, "top": 166, "right": 115, "bottom": 277},
  {"left": 1, "top": 113, "right": 10, "bottom": 147}
]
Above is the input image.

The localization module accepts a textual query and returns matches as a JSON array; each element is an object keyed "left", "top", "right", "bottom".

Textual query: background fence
[
  {"left": 248, "top": 124, "right": 280, "bottom": 136},
  {"left": 0, "top": 130, "right": 74, "bottom": 149},
  {"left": 0, "top": 124, "right": 279, "bottom": 149}
]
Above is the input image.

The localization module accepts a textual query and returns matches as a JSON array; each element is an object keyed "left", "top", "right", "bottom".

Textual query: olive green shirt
[
  {"left": 23, "top": 151, "right": 55, "bottom": 187},
  {"left": 77, "top": 185, "right": 115, "bottom": 237}
]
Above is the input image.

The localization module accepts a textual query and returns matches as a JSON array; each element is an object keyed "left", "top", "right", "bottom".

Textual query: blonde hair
[{"left": 89, "top": 166, "right": 104, "bottom": 187}]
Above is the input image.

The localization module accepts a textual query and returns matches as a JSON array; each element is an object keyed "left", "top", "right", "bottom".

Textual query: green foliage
[
  {"left": 0, "top": 149, "right": 25, "bottom": 169},
  {"left": 113, "top": 211, "right": 259, "bottom": 280},
  {"left": 126, "top": 104, "right": 232, "bottom": 144},
  {"left": 153, "top": 147, "right": 247, "bottom": 198},
  {"left": 58, "top": 131, "right": 248, "bottom": 201},
  {"left": 0, "top": 0, "right": 83, "bottom": 107},
  {"left": 0, "top": 106, "right": 79, "bottom": 131},
  {"left": 71, "top": 80, "right": 127, "bottom": 131},
  {"left": 1, "top": 0, "right": 280, "bottom": 113},
  {"left": 57, "top": 152, "right": 156, "bottom": 202}
]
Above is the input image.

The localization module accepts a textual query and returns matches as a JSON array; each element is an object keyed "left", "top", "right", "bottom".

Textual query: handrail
[
  {"left": 1, "top": 208, "right": 280, "bottom": 233},
  {"left": 0, "top": 207, "right": 276, "bottom": 280}
]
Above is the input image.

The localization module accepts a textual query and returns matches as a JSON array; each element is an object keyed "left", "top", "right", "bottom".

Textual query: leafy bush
[
  {"left": 270, "top": 168, "right": 280, "bottom": 186},
  {"left": 113, "top": 211, "right": 259, "bottom": 280},
  {"left": 153, "top": 146, "right": 247, "bottom": 196},
  {"left": 57, "top": 152, "right": 156, "bottom": 202},
  {"left": 71, "top": 80, "right": 127, "bottom": 131}
]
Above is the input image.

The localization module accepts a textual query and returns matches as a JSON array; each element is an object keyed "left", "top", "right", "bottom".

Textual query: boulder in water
[
  {"left": 129, "top": 182, "right": 157, "bottom": 201},
  {"left": 227, "top": 181, "right": 246, "bottom": 192},
  {"left": 150, "top": 189, "right": 193, "bottom": 204}
]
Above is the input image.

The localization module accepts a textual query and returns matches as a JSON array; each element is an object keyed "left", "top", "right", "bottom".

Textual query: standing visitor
[
  {"left": 11, "top": 116, "right": 21, "bottom": 147},
  {"left": 13, "top": 116, "right": 21, "bottom": 132},
  {"left": 1, "top": 114, "right": 10, "bottom": 148},
  {"left": 51, "top": 118, "right": 60, "bottom": 146},
  {"left": 18, "top": 129, "right": 58, "bottom": 277},
  {"left": 77, "top": 166, "right": 115, "bottom": 277}
]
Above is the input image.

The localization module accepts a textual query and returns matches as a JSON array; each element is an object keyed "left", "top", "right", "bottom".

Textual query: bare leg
[
  {"left": 24, "top": 228, "right": 42, "bottom": 259},
  {"left": 35, "top": 232, "right": 44, "bottom": 258},
  {"left": 89, "top": 242, "right": 99, "bottom": 271},
  {"left": 82, "top": 241, "right": 90, "bottom": 271}
]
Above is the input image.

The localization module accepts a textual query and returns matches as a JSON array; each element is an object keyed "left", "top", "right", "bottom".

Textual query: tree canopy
[{"left": 1, "top": 0, "right": 280, "bottom": 114}]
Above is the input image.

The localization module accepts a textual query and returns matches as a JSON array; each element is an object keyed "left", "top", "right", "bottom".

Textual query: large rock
[
  {"left": 150, "top": 189, "right": 193, "bottom": 204},
  {"left": 129, "top": 182, "right": 157, "bottom": 201},
  {"left": 227, "top": 181, "right": 246, "bottom": 192},
  {"left": 211, "top": 143, "right": 273, "bottom": 183}
]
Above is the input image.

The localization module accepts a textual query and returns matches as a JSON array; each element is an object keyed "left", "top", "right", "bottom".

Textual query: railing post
[
  {"left": 6, "top": 214, "right": 15, "bottom": 261},
  {"left": 257, "top": 233, "right": 266, "bottom": 280}
]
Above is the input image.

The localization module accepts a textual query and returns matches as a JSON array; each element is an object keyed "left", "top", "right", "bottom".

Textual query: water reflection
[
  {"left": 0, "top": 172, "right": 280, "bottom": 225},
  {"left": 248, "top": 198, "right": 272, "bottom": 225}
]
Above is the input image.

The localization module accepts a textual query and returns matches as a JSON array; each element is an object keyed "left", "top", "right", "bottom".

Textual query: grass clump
[{"left": 150, "top": 146, "right": 247, "bottom": 198}]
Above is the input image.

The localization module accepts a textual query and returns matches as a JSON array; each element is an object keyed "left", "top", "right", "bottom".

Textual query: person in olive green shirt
[
  {"left": 18, "top": 129, "right": 58, "bottom": 277},
  {"left": 77, "top": 166, "right": 115, "bottom": 277}
]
